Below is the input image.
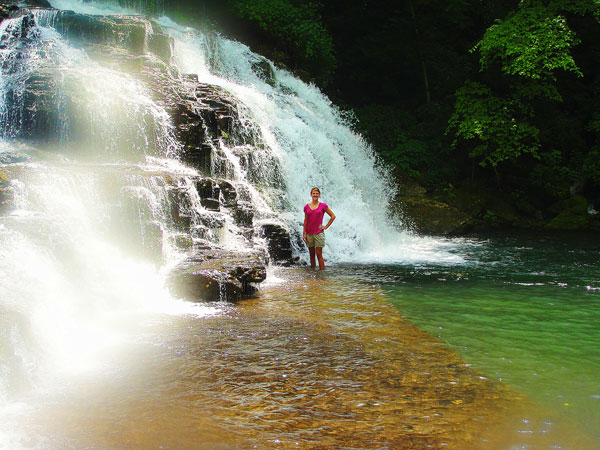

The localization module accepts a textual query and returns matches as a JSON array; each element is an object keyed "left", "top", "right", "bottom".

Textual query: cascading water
[
  {"left": 156, "top": 17, "right": 466, "bottom": 263},
  {"left": 0, "top": 6, "right": 216, "bottom": 407},
  {"left": 0, "top": 0, "right": 465, "bottom": 419}
]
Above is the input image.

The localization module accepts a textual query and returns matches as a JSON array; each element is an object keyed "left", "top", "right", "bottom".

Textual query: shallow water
[
  {"left": 2, "top": 234, "right": 599, "bottom": 449},
  {"left": 382, "top": 232, "right": 600, "bottom": 444}
]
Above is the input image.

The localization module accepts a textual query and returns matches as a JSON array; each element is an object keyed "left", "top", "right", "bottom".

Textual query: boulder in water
[{"left": 168, "top": 248, "right": 267, "bottom": 302}]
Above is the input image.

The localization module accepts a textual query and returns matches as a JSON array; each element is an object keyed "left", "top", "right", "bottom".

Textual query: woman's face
[{"left": 311, "top": 189, "right": 320, "bottom": 201}]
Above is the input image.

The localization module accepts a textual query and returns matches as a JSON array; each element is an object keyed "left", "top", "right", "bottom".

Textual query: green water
[{"left": 373, "top": 232, "right": 600, "bottom": 439}]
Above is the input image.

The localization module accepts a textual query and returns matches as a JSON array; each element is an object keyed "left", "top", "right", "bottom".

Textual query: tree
[
  {"left": 225, "top": 0, "right": 336, "bottom": 86},
  {"left": 447, "top": 0, "right": 595, "bottom": 183}
]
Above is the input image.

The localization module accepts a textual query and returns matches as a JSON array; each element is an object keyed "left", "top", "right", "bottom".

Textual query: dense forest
[{"left": 162, "top": 0, "right": 600, "bottom": 233}]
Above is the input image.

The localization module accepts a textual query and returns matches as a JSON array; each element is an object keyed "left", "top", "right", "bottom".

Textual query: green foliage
[
  {"left": 227, "top": 0, "right": 335, "bottom": 85},
  {"left": 529, "top": 149, "right": 575, "bottom": 200},
  {"left": 355, "top": 104, "right": 456, "bottom": 184},
  {"left": 447, "top": 0, "right": 599, "bottom": 190},
  {"left": 547, "top": 0, "right": 600, "bottom": 17},
  {"left": 473, "top": 6, "right": 582, "bottom": 81},
  {"left": 582, "top": 149, "right": 600, "bottom": 184},
  {"left": 447, "top": 81, "right": 541, "bottom": 167}
]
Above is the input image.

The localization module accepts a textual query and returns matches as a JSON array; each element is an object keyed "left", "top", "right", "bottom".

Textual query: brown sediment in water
[{"left": 10, "top": 267, "right": 597, "bottom": 449}]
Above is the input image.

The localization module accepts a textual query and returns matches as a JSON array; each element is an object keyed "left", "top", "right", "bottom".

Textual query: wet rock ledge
[{"left": 168, "top": 249, "right": 267, "bottom": 302}]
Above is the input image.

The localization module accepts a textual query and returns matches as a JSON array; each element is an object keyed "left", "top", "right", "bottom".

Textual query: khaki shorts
[{"left": 306, "top": 232, "right": 325, "bottom": 248}]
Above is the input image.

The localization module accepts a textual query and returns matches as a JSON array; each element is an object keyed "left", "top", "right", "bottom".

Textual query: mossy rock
[
  {"left": 168, "top": 250, "right": 267, "bottom": 302},
  {"left": 566, "top": 195, "right": 588, "bottom": 215},
  {"left": 399, "top": 196, "right": 471, "bottom": 235},
  {"left": 513, "top": 197, "right": 538, "bottom": 217},
  {"left": 448, "top": 184, "right": 488, "bottom": 216},
  {"left": 548, "top": 195, "right": 587, "bottom": 216},
  {"left": 545, "top": 210, "right": 589, "bottom": 230},
  {"left": 487, "top": 198, "right": 519, "bottom": 225}
]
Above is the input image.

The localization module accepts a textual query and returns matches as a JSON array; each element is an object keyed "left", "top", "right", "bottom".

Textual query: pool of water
[
  {"left": 377, "top": 232, "right": 600, "bottom": 442},
  {"left": 1, "top": 233, "right": 598, "bottom": 449}
]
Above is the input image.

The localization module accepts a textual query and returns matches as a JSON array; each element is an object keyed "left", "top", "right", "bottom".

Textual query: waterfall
[
  {"left": 158, "top": 17, "right": 467, "bottom": 263},
  {"left": 0, "top": 0, "right": 465, "bottom": 409}
]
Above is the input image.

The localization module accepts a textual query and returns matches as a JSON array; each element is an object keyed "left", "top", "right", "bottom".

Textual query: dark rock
[
  {"left": 171, "top": 233, "right": 194, "bottom": 250},
  {"left": 193, "top": 84, "right": 239, "bottom": 142},
  {"left": 197, "top": 214, "right": 225, "bottom": 230},
  {"left": 548, "top": 195, "right": 588, "bottom": 217},
  {"left": 545, "top": 195, "right": 590, "bottom": 230},
  {"left": 233, "top": 200, "right": 254, "bottom": 227},
  {"left": 545, "top": 210, "right": 589, "bottom": 230},
  {"left": 196, "top": 178, "right": 219, "bottom": 199},
  {"left": 168, "top": 249, "right": 267, "bottom": 302},
  {"left": 51, "top": 12, "right": 147, "bottom": 56},
  {"left": 0, "top": 4, "right": 19, "bottom": 22},
  {"left": 251, "top": 57, "right": 276, "bottom": 86},
  {"left": 0, "top": 151, "right": 30, "bottom": 164},
  {"left": 201, "top": 198, "right": 220, "bottom": 211},
  {"left": 218, "top": 179, "right": 238, "bottom": 207},
  {"left": 20, "top": 11, "right": 35, "bottom": 38},
  {"left": 182, "top": 143, "right": 212, "bottom": 175},
  {"left": 259, "top": 223, "right": 294, "bottom": 265},
  {"left": 148, "top": 21, "right": 172, "bottom": 63},
  {"left": 19, "top": 67, "right": 64, "bottom": 142},
  {"left": 394, "top": 180, "right": 471, "bottom": 235},
  {"left": 167, "top": 186, "right": 193, "bottom": 230}
]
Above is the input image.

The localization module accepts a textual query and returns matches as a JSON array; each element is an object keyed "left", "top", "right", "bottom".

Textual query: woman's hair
[{"left": 310, "top": 187, "right": 320, "bottom": 194}]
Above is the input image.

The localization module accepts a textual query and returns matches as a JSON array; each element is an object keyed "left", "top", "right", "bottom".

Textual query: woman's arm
[
  {"left": 303, "top": 214, "right": 308, "bottom": 241},
  {"left": 321, "top": 208, "right": 336, "bottom": 230}
]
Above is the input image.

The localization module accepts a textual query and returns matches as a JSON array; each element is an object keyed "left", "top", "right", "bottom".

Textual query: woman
[{"left": 303, "top": 187, "right": 336, "bottom": 270}]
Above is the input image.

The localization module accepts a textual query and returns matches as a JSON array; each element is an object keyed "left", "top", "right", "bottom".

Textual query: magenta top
[{"left": 304, "top": 202, "right": 328, "bottom": 234}]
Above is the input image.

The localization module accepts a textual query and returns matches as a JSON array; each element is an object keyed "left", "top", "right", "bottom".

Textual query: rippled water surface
[
  {"left": 1, "top": 233, "right": 599, "bottom": 449},
  {"left": 381, "top": 232, "right": 600, "bottom": 443}
]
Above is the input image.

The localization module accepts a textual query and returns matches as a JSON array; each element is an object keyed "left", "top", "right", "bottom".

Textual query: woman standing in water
[{"left": 303, "top": 187, "right": 336, "bottom": 270}]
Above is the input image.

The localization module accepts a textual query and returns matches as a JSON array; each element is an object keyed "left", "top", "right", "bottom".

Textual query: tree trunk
[{"left": 408, "top": 0, "right": 431, "bottom": 104}]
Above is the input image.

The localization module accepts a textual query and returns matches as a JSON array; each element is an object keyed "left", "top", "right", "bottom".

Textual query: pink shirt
[{"left": 304, "top": 202, "right": 328, "bottom": 234}]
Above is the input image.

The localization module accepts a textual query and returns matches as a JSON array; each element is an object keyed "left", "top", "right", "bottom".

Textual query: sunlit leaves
[
  {"left": 473, "top": 7, "right": 582, "bottom": 81},
  {"left": 448, "top": 1, "right": 597, "bottom": 172}
]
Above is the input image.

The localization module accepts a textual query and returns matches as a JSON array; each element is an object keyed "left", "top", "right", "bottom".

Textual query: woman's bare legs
[
  {"left": 309, "top": 247, "right": 316, "bottom": 268},
  {"left": 315, "top": 247, "right": 325, "bottom": 270},
  {"left": 308, "top": 247, "right": 325, "bottom": 270}
]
